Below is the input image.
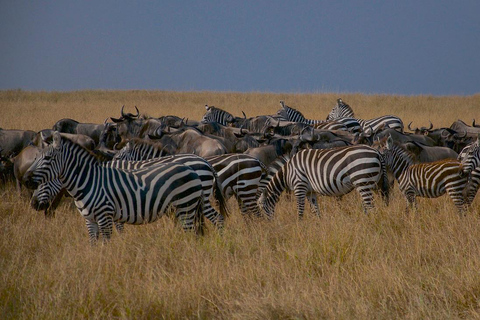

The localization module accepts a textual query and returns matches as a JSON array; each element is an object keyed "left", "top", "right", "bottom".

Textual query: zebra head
[
  {"left": 31, "top": 179, "right": 63, "bottom": 211},
  {"left": 23, "top": 131, "right": 65, "bottom": 189},
  {"left": 326, "top": 98, "right": 355, "bottom": 121},
  {"left": 460, "top": 134, "right": 480, "bottom": 176},
  {"left": 373, "top": 134, "right": 416, "bottom": 180}
]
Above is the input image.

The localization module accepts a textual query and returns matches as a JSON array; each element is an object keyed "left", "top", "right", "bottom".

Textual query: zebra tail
[
  {"left": 381, "top": 157, "right": 390, "bottom": 206},
  {"left": 381, "top": 166, "right": 390, "bottom": 206},
  {"left": 195, "top": 193, "right": 205, "bottom": 236},
  {"left": 214, "top": 177, "right": 230, "bottom": 218}
]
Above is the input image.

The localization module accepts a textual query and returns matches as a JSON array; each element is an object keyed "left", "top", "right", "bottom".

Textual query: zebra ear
[
  {"left": 386, "top": 134, "right": 394, "bottom": 150},
  {"left": 205, "top": 105, "right": 211, "bottom": 111},
  {"left": 52, "top": 131, "right": 62, "bottom": 149}
]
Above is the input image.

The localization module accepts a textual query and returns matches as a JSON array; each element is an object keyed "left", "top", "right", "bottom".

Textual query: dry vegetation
[{"left": 1, "top": 90, "right": 480, "bottom": 319}]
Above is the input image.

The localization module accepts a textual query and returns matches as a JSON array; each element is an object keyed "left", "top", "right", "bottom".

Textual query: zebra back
[
  {"left": 201, "top": 105, "right": 236, "bottom": 126},
  {"left": 277, "top": 101, "right": 325, "bottom": 125}
]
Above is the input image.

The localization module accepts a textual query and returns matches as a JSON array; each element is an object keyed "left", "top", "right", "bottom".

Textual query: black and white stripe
[
  {"left": 113, "top": 148, "right": 228, "bottom": 228},
  {"left": 327, "top": 98, "right": 404, "bottom": 133},
  {"left": 201, "top": 105, "right": 236, "bottom": 126},
  {"left": 459, "top": 138, "right": 480, "bottom": 206},
  {"left": 205, "top": 154, "right": 267, "bottom": 216},
  {"left": 375, "top": 135, "right": 469, "bottom": 212},
  {"left": 24, "top": 133, "right": 205, "bottom": 243},
  {"left": 258, "top": 146, "right": 389, "bottom": 217},
  {"left": 276, "top": 101, "right": 346, "bottom": 130},
  {"left": 113, "top": 139, "right": 267, "bottom": 217}
]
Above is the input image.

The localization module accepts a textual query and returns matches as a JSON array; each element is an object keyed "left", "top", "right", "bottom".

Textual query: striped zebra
[
  {"left": 276, "top": 101, "right": 352, "bottom": 131},
  {"left": 23, "top": 132, "right": 206, "bottom": 243},
  {"left": 205, "top": 154, "right": 267, "bottom": 216},
  {"left": 374, "top": 135, "right": 469, "bottom": 212},
  {"left": 32, "top": 179, "right": 126, "bottom": 233},
  {"left": 327, "top": 98, "right": 404, "bottom": 133},
  {"left": 112, "top": 150, "right": 228, "bottom": 227},
  {"left": 31, "top": 178, "right": 66, "bottom": 216},
  {"left": 201, "top": 105, "right": 239, "bottom": 126},
  {"left": 258, "top": 146, "right": 389, "bottom": 218},
  {"left": 113, "top": 139, "right": 267, "bottom": 216},
  {"left": 459, "top": 136, "right": 480, "bottom": 205}
]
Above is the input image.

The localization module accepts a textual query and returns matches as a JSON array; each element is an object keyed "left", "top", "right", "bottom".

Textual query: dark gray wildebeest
[
  {"left": 0, "top": 128, "right": 36, "bottom": 158},
  {"left": 32, "top": 129, "right": 96, "bottom": 150},
  {"left": 52, "top": 118, "right": 105, "bottom": 145},
  {"left": 407, "top": 121, "right": 468, "bottom": 151},
  {"left": 147, "top": 126, "right": 228, "bottom": 157}
]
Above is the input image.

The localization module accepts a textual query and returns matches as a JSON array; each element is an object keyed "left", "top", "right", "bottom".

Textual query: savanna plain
[{"left": 1, "top": 90, "right": 480, "bottom": 319}]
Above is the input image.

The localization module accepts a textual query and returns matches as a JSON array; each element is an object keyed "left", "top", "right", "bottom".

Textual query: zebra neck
[
  {"left": 266, "top": 164, "right": 288, "bottom": 201},
  {"left": 60, "top": 145, "right": 104, "bottom": 197},
  {"left": 389, "top": 146, "right": 414, "bottom": 181}
]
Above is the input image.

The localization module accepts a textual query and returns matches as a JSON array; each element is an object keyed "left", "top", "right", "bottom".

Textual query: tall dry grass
[{"left": 1, "top": 90, "right": 480, "bottom": 319}]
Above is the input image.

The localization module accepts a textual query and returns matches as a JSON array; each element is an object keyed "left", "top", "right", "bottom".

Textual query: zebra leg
[
  {"left": 445, "top": 186, "right": 467, "bottom": 215},
  {"left": 356, "top": 185, "right": 375, "bottom": 214},
  {"left": 404, "top": 190, "right": 417, "bottom": 213},
  {"left": 307, "top": 193, "right": 320, "bottom": 217},
  {"left": 85, "top": 219, "right": 100, "bottom": 245},
  {"left": 465, "top": 175, "right": 480, "bottom": 208},
  {"left": 203, "top": 200, "right": 225, "bottom": 229},
  {"left": 294, "top": 187, "right": 307, "bottom": 218},
  {"left": 97, "top": 216, "right": 114, "bottom": 243},
  {"left": 115, "top": 222, "right": 125, "bottom": 234}
]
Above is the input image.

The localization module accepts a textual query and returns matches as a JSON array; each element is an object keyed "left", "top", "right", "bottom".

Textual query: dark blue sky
[{"left": 1, "top": 1, "right": 479, "bottom": 95}]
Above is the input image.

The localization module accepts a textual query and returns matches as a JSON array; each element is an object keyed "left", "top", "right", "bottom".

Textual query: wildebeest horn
[
  {"left": 242, "top": 111, "right": 246, "bottom": 119},
  {"left": 120, "top": 105, "right": 125, "bottom": 118},
  {"left": 407, "top": 121, "right": 415, "bottom": 131},
  {"left": 134, "top": 106, "right": 139, "bottom": 117},
  {"left": 428, "top": 120, "right": 433, "bottom": 130},
  {"left": 473, "top": 119, "right": 478, "bottom": 128}
]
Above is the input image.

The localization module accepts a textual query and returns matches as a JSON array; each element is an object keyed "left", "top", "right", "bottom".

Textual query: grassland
[{"left": 1, "top": 90, "right": 480, "bottom": 319}]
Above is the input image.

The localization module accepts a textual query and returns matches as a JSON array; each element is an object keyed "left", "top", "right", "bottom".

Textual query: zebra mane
[{"left": 57, "top": 135, "right": 107, "bottom": 163}]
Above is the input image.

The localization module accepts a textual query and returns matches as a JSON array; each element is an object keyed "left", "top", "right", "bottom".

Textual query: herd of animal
[{"left": 1, "top": 98, "right": 480, "bottom": 243}]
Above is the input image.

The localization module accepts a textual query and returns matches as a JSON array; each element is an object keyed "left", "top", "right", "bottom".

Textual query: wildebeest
[
  {"left": 0, "top": 128, "right": 36, "bottom": 157},
  {"left": 52, "top": 119, "right": 104, "bottom": 145},
  {"left": 148, "top": 126, "right": 228, "bottom": 157},
  {"left": 402, "top": 141, "right": 459, "bottom": 163}
]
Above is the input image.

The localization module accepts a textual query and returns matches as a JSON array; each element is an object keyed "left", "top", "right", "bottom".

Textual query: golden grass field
[{"left": 1, "top": 90, "right": 480, "bottom": 319}]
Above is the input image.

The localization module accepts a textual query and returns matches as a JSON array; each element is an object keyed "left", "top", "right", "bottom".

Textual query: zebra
[
  {"left": 112, "top": 139, "right": 267, "bottom": 217},
  {"left": 30, "top": 178, "right": 66, "bottom": 217},
  {"left": 112, "top": 150, "right": 228, "bottom": 227},
  {"left": 258, "top": 146, "right": 389, "bottom": 218},
  {"left": 201, "top": 105, "right": 243, "bottom": 126},
  {"left": 205, "top": 154, "right": 267, "bottom": 216},
  {"left": 458, "top": 136, "right": 480, "bottom": 205},
  {"left": 327, "top": 98, "right": 404, "bottom": 133},
  {"left": 374, "top": 134, "right": 470, "bottom": 213},
  {"left": 276, "top": 100, "right": 353, "bottom": 131},
  {"left": 32, "top": 179, "right": 126, "bottom": 233},
  {"left": 23, "top": 132, "right": 206, "bottom": 243}
]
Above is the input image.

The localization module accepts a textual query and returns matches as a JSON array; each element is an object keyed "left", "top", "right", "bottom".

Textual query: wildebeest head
[{"left": 407, "top": 121, "right": 433, "bottom": 135}]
